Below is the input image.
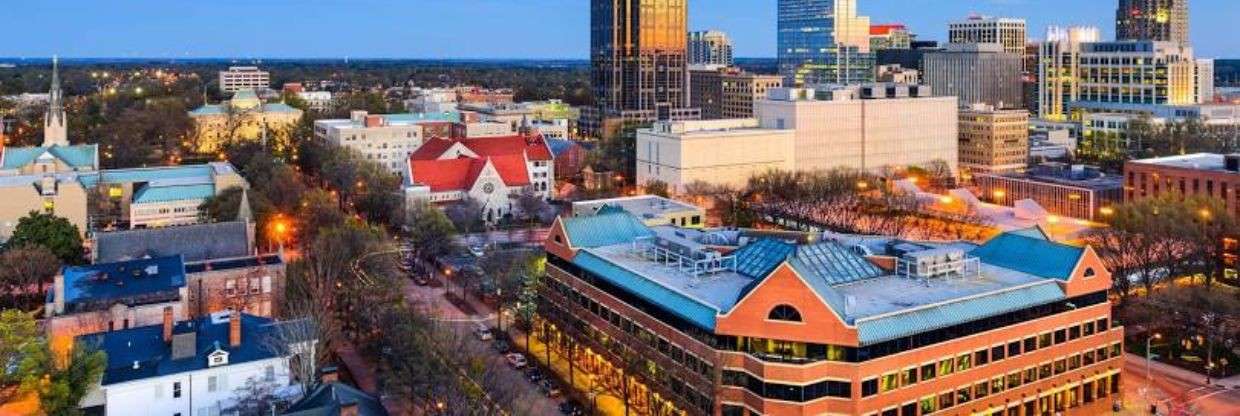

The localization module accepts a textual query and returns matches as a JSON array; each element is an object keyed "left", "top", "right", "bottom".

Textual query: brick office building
[
  {"left": 539, "top": 210, "right": 1123, "bottom": 415},
  {"left": 1125, "top": 153, "right": 1240, "bottom": 218}
]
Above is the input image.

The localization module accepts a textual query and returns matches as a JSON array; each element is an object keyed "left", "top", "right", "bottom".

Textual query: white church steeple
[{"left": 43, "top": 55, "right": 68, "bottom": 147}]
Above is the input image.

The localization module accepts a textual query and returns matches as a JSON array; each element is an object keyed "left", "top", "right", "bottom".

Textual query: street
[
  {"left": 402, "top": 273, "right": 565, "bottom": 416},
  {"left": 1121, "top": 354, "right": 1240, "bottom": 416}
]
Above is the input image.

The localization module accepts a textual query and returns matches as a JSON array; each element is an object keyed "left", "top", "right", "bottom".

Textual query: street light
[{"left": 1146, "top": 332, "right": 1162, "bottom": 395}]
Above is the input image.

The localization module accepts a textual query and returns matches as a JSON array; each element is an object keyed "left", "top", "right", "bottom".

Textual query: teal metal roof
[
  {"left": 133, "top": 184, "right": 215, "bottom": 204},
  {"left": 562, "top": 212, "right": 655, "bottom": 248},
  {"left": 384, "top": 112, "right": 461, "bottom": 123},
  {"left": 855, "top": 282, "right": 1066, "bottom": 345},
  {"left": 970, "top": 233, "right": 1084, "bottom": 280},
  {"left": 1, "top": 145, "right": 97, "bottom": 170},
  {"left": 731, "top": 238, "right": 795, "bottom": 279},
  {"left": 233, "top": 89, "right": 258, "bottom": 100},
  {"left": 572, "top": 250, "right": 719, "bottom": 330},
  {"left": 78, "top": 164, "right": 215, "bottom": 188},
  {"left": 189, "top": 104, "right": 225, "bottom": 116},
  {"left": 262, "top": 103, "right": 301, "bottom": 113}
]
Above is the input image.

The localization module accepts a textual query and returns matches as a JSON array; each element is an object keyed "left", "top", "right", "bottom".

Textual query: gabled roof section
[
  {"left": 855, "top": 281, "right": 1065, "bottom": 345},
  {"left": 1008, "top": 225, "right": 1051, "bottom": 241},
  {"left": 284, "top": 381, "right": 389, "bottom": 416},
  {"left": 789, "top": 242, "right": 885, "bottom": 285},
  {"left": 133, "top": 183, "right": 215, "bottom": 204},
  {"left": 731, "top": 238, "right": 795, "bottom": 279},
  {"left": 94, "top": 221, "right": 251, "bottom": 263},
  {"left": 81, "top": 313, "right": 281, "bottom": 385},
  {"left": 0, "top": 144, "right": 98, "bottom": 171},
  {"left": 561, "top": 212, "right": 654, "bottom": 248},
  {"left": 970, "top": 232, "right": 1084, "bottom": 280}
]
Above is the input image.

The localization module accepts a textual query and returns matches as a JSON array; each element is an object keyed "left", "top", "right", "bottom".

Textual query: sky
[{"left": 1, "top": 0, "right": 1236, "bottom": 59}]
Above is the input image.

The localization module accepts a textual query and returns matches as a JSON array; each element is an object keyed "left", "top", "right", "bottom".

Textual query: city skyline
[{"left": 1, "top": 0, "right": 1238, "bottom": 59}]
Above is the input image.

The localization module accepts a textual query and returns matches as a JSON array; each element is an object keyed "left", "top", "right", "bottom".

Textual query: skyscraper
[
  {"left": 688, "top": 30, "right": 734, "bottom": 67},
  {"left": 583, "top": 0, "right": 698, "bottom": 139},
  {"left": 777, "top": 0, "right": 873, "bottom": 86},
  {"left": 1117, "top": 0, "right": 1190, "bottom": 46},
  {"left": 924, "top": 43, "right": 1024, "bottom": 109},
  {"left": 948, "top": 15, "right": 1028, "bottom": 67},
  {"left": 1037, "top": 26, "right": 1101, "bottom": 121}
]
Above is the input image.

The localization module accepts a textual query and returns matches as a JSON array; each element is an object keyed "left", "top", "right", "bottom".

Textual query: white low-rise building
[
  {"left": 78, "top": 311, "right": 312, "bottom": 416},
  {"left": 315, "top": 111, "right": 460, "bottom": 175},
  {"left": 636, "top": 119, "right": 795, "bottom": 191},
  {"left": 756, "top": 85, "right": 960, "bottom": 175}
]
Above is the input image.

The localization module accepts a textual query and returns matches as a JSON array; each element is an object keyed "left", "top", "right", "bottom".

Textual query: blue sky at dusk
[{"left": 2, "top": 0, "right": 1236, "bottom": 59}]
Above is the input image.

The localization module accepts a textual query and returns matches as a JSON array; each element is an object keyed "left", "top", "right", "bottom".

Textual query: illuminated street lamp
[
  {"left": 1146, "top": 333, "right": 1162, "bottom": 395},
  {"left": 1099, "top": 207, "right": 1115, "bottom": 216}
]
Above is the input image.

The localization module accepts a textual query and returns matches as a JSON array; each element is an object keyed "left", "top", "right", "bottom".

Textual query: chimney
[
  {"left": 229, "top": 311, "right": 242, "bottom": 348},
  {"left": 340, "top": 400, "right": 359, "bottom": 416},
  {"left": 319, "top": 366, "right": 339, "bottom": 384},
  {"left": 162, "top": 306, "right": 174, "bottom": 343}
]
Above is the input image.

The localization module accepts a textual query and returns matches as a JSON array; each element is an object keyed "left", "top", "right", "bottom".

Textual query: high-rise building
[
  {"left": 1116, "top": 0, "right": 1190, "bottom": 47},
  {"left": 958, "top": 104, "right": 1030, "bottom": 176},
  {"left": 542, "top": 205, "right": 1124, "bottom": 416},
  {"left": 1037, "top": 26, "right": 1101, "bottom": 121},
  {"left": 923, "top": 43, "right": 1024, "bottom": 109},
  {"left": 949, "top": 16, "right": 1028, "bottom": 57},
  {"left": 583, "top": 0, "right": 699, "bottom": 139},
  {"left": 777, "top": 0, "right": 873, "bottom": 86},
  {"left": 869, "top": 24, "right": 912, "bottom": 50},
  {"left": 688, "top": 30, "right": 734, "bottom": 66},
  {"left": 1197, "top": 59, "right": 1215, "bottom": 104},
  {"left": 756, "top": 85, "right": 960, "bottom": 174},
  {"left": 689, "top": 66, "right": 783, "bottom": 120},
  {"left": 218, "top": 66, "right": 270, "bottom": 94},
  {"left": 636, "top": 119, "right": 796, "bottom": 191}
]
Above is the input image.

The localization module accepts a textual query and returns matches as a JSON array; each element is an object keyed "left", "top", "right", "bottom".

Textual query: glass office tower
[{"left": 777, "top": 0, "right": 874, "bottom": 86}]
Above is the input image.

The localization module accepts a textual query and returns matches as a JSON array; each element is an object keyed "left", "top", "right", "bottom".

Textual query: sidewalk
[{"left": 1125, "top": 353, "right": 1240, "bottom": 389}]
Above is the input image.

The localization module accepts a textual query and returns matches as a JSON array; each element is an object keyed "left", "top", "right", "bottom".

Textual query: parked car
[
  {"left": 524, "top": 368, "right": 543, "bottom": 382},
  {"left": 505, "top": 353, "right": 527, "bottom": 368},
  {"left": 474, "top": 323, "right": 494, "bottom": 341},
  {"left": 559, "top": 401, "right": 584, "bottom": 416},
  {"left": 538, "top": 379, "right": 562, "bottom": 398},
  {"left": 468, "top": 244, "right": 485, "bottom": 257}
]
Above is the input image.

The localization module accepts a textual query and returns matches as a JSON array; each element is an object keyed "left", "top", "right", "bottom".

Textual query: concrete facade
[
  {"left": 923, "top": 43, "right": 1024, "bottom": 109},
  {"left": 958, "top": 105, "right": 1030, "bottom": 176},
  {"left": 756, "top": 85, "right": 959, "bottom": 175},
  {"left": 636, "top": 119, "right": 795, "bottom": 191}
]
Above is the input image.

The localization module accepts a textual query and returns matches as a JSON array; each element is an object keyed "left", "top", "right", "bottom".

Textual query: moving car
[{"left": 505, "top": 353, "right": 527, "bottom": 368}]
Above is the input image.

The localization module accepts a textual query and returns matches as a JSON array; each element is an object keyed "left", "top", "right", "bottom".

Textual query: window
[
  {"left": 956, "top": 354, "right": 972, "bottom": 372},
  {"left": 1069, "top": 325, "right": 1082, "bottom": 340},
  {"left": 1083, "top": 267, "right": 1097, "bottom": 278},
  {"left": 173, "top": 381, "right": 182, "bottom": 398},
  {"left": 1083, "top": 321, "right": 1096, "bottom": 336},
  {"left": 1097, "top": 318, "right": 1110, "bottom": 331},
  {"left": 862, "top": 378, "right": 879, "bottom": 397},
  {"left": 991, "top": 376, "right": 1005, "bottom": 393},
  {"left": 1023, "top": 337, "right": 1037, "bottom": 352},
  {"left": 975, "top": 349, "right": 990, "bottom": 366},
  {"left": 265, "top": 365, "right": 275, "bottom": 381},
  {"left": 991, "top": 345, "right": 1006, "bottom": 361},
  {"left": 956, "top": 387, "right": 971, "bottom": 404},
  {"left": 1039, "top": 363, "right": 1053, "bottom": 379},
  {"left": 974, "top": 381, "right": 989, "bottom": 399},
  {"left": 920, "top": 363, "right": 936, "bottom": 381},
  {"left": 1008, "top": 341, "right": 1022, "bottom": 357},
  {"left": 880, "top": 372, "right": 900, "bottom": 393},
  {"left": 901, "top": 367, "right": 918, "bottom": 387},
  {"left": 1054, "top": 359, "right": 1067, "bottom": 375},
  {"left": 768, "top": 305, "right": 803, "bottom": 322},
  {"left": 1007, "top": 371, "right": 1022, "bottom": 388},
  {"left": 1038, "top": 332, "right": 1052, "bottom": 348},
  {"left": 938, "top": 358, "right": 955, "bottom": 376},
  {"left": 208, "top": 375, "right": 219, "bottom": 392},
  {"left": 1054, "top": 329, "right": 1067, "bottom": 344}
]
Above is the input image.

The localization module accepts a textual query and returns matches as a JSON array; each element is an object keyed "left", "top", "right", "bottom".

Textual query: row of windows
[
  {"left": 722, "top": 369, "right": 851, "bottom": 402},
  {"left": 869, "top": 371, "right": 1121, "bottom": 416},
  {"left": 861, "top": 318, "right": 1114, "bottom": 398},
  {"left": 543, "top": 273, "right": 715, "bottom": 379}
]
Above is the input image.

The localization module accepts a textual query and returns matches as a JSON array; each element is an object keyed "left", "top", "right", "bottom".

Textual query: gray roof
[{"left": 94, "top": 222, "right": 250, "bottom": 263}]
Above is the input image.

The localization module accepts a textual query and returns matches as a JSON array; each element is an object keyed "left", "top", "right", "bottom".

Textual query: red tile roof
[
  {"left": 870, "top": 24, "right": 907, "bottom": 36},
  {"left": 408, "top": 134, "right": 549, "bottom": 193},
  {"left": 409, "top": 134, "right": 553, "bottom": 162}
]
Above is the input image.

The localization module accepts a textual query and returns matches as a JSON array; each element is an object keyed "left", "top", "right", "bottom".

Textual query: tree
[
  {"left": 19, "top": 340, "right": 106, "bottom": 416},
  {"left": 406, "top": 200, "right": 457, "bottom": 261},
  {"left": 0, "top": 310, "right": 41, "bottom": 391},
  {"left": 0, "top": 247, "right": 60, "bottom": 309},
  {"left": 6, "top": 211, "right": 84, "bottom": 265},
  {"left": 515, "top": 187, "right": 552, "bottom": 225},
  {"left": 642, "top": 180, "right": 670, "bottom": 198},
  {"left": 445, "top": 198, "right": 484, "bottom": 234}
]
